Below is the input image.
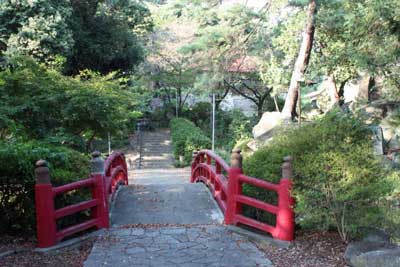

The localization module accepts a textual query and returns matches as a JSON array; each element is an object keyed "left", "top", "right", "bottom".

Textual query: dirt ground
[
  {"left": 259, "top": 231, "right": 347, "bottom": 267},
  {"left": 0, "top": 235, "right": 94, "bottom": 267}
]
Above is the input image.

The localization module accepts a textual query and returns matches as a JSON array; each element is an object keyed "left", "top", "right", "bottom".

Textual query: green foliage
[
  {"left": 182, "top": 102, "right": 211, "bottom": 131},
  {"left": 65, "top": 1, "right": 147, "bottom": 75},
  {"left": 182, "top": 103, "right": 256, "bottom": 151},
  {"left": 213, "top": 109, "right": 256, "bottom": 151},
  {"left": 0, "top": 56, "right": 140, "bottom": 151},
  {"left": 243, "top": 111, "right": 397, "bottom": 241},
  {"left": 0, "top": 0, "right": 73, "bottom": 63},
  {"left": 0, "top": 0, "right": 153, "bottom": 74},
  {"left": 309, "top": 0, "right": 400, "bottom": 91},
  {"left": 0, "top": 140, "right": 89, "bottom": 234},
  {"left": 169, "top": 118, "right": 211, "bottom": 165}
]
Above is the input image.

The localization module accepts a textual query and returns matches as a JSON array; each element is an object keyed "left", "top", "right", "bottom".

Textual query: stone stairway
[
  {"left": 84, "top": 128, "right": 272, "bottom": 267},
  {"left": 134, "top": 129, "right": 175, "bottom": 169}
]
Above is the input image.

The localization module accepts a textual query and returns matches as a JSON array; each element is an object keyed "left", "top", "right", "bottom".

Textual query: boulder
[
  {"left": 370, "top": 126, "right": 384, "bottom": 155},
  {"left": 343, "top": 72, "right": 371, "bottom": 104},
  {"left": 252, "top": 112, "right": 283, "bottom": 140},
  {"left": 380, "top": 115, "right": 400, "bottom": 152},
  {"left": 246, "top": 139, "right": 258, "bottom": 152},
  {"left": 362, "top": 230, "right": 391, "bottom": 244},
  {"left": 350, "top": 248, "right": 400, "bottom": 267},
  {"left": 344, "top": 231, "right": 400, "bottom": 267}
]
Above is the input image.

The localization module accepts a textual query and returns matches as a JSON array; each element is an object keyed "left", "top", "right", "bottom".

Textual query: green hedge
[
  {"left": 0, "top": 140, "right": 90, "bottom": 234},
  {"left": 243, "top": 110, "right": 399, "bottom": 241},
  {"left": 170, "top": 118, "right": 211, "bottom": 165}
]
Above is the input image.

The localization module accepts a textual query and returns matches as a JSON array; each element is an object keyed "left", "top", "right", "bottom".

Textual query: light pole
[
  {"left": 211, "top": 93, "right": 216, "bottom": 151},
  {"left": 108, "top": 132, "right": 111, "bottom": 155},
  {"left": 176, "top": 88, "right": 179, "bottom": 117}
]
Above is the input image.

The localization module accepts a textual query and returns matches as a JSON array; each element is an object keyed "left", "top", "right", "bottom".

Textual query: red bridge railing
[
  {"left": 191, "top": 149, "right": 295, "bottom": 241},
  {"left": 34, "top": 151, "right": 128, "bottom": 248}
]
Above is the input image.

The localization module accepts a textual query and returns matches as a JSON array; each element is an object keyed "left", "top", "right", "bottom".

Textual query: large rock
[
  {"left": 370, "top": 126, "right": 384, "bottom": 155},
  {"left": 350, "top": 248, "right": 400, "bottom": 267},
  {"left": 252, "top": 112, "right": 283, "bottom": 139},
  {"left": 357, "top": 101, "right": 400, "bottom": 154},
  {"left": 343, "top": 72, "right": 371, "bottom": 104},
  {"left": 380, "top": 116, "right": 400, "bottom": 151},
  {"left": 344, "top": 231, "right": 400, "bottom": 267}
]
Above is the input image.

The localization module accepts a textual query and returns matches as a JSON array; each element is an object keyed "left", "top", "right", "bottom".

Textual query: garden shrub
[
  {"left": 182, "top": 102, "right": 211, "bottom": 132},
  {"left": 182, "top": 104, "right": 256, "bottom": 153},
  {"left": 170, "top": 118, "right": 211, "bottom": 165},
  {"left": 0, "top": 57, "right": 140, "bottom": 152},
  {"left": 0, "top": 140, "right": 90, "bottom": 235},
  {"left": 243, "top": 110, "right": 397, "bottom": 241}
]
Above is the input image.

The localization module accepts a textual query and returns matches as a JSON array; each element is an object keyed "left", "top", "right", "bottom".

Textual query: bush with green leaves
[
  {"left": 0, "top": 57, "right": 141, "bottom": 152},
  {"left": 243, "top": 111, "right": 398, "bottom": 241},
  {"left": 0, "top": 140, "right": 90, "bottom": 235},
  {"left": 182, "top": 103, "right": 255, "bottom": 151},
  {"left": 170, "top": 118, "right": 211, "bottom": 165}
]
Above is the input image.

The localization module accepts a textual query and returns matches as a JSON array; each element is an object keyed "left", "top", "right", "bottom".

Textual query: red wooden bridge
[{"left": 34, "top": 148, "right": 294, "bottom": 249}]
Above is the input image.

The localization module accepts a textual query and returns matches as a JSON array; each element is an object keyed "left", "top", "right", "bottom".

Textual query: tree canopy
[{"left": 0, "top": 0, "right": 153, "bottom": 74}]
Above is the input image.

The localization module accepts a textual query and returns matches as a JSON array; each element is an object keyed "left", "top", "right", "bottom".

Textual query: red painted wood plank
[
  {"left": 215, "top": 192, "right": 227, "bottom": 213},
  {"left": 234, "top": 214, "right": 276, "bottom": 235},
  {"left": 199, "top": 150, "right": 230, "bottom": 172},
  {"left": 54, "top": 199, "right": 99, "bottom": 220},
  {"left": 56, "top": 219, "right": 99, "bottom": 242},
  {"left": 215, "top": 174, "right": 228, "bottom": 194},
  {"left": 238, "top": 174, "right": 279, "bottom": 192},
  {"left": 53, "top": 178, "right": 95, "bottom": 196},
  {"left": 236, "top": 195, "right": 278, "bottom": 214}
]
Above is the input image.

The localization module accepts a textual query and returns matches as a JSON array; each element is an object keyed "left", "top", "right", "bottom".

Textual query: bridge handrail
[
  {"left": 52, "top": 178, "right": 95, "bottom": 196},
  {"left": 104, "top": 151, "right": 128, "bottom": 201},
  {"left": 191, "top": 149, "right": 231, "bottom": 173},
  {"left": 34, "top": 151, "right": 128, "bottom": 248},
  {"left": 191, "top": 149, "right": 295, "bottom": 242}
]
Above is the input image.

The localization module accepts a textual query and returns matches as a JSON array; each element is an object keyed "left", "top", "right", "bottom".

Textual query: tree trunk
[
  {"left": 358, "top": 73, "right": 372, "bottom": 102},
  {"left": 327, "top": 73, "right": 340, "bottom": 108},
  {"left": 281, "top": 0, "right": 317, "bottom": 120},
  {"left": 257, "top": 101, "right": 264, "bottom": 119},
  {"left": 273, "top": 95, "right": 280, "bottom": 112},
  {"left": 215, "top": 87, "right": 229, "bottom": 110},
  {"left": 177, "top": 87, "right": 182, "bottom": 116},
  {"left": 86, "top": 132, "right": 97, "bottom": 152},
  {"left": 338, "top": 77, "right": 351, "bottom": 105}
]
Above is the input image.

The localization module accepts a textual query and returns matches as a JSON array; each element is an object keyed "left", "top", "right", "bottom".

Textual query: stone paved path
[
  {"left": 85, "top": 226, "right": 272, "bottom": 267},
  {"left": 84, "top": 129, "right": 272, "bottom": 267}
]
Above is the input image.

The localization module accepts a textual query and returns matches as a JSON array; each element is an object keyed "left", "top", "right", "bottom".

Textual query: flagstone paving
[{"left": 84, "top": 225, "right": 272, "bottom": 267}]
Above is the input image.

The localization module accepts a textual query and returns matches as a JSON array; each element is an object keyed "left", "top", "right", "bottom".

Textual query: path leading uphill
[{"left": 84, "top": 129, "right": 272, "bottom": 267}]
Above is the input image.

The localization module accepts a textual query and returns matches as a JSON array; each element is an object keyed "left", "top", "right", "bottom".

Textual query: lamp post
[
  {"left": 108, "top": 132, "right": 111, "bottom": 155},
  {"left": 176, "top": 88, "right": 179, "bottom": 117},
  {"left": 212, "top": 93, "right": 216, "bottom": 151}
]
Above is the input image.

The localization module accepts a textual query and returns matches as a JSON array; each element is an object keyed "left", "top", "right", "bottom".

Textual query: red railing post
[
  {"left": 274, "top": 156, "right": 295, "bottom": 241},
  {"left": 35, "top": 160, "right": 57, "bottom": 248},
  {"left": 90, "top": 152, "right": 109, "bottom": 229},
  {"left": 190, "top": 150, "right": 199, "bottom": 183},
  {"left": 225, "top": 149, "right": 243, "bottom": 225},
  {"left": 199, "top": 152, "right": 205, "bottom": 163}
]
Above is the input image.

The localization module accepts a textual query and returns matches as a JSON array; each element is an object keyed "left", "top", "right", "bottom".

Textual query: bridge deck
[
  {"left": 84, "top": 129, "right": 272, "bottom": 267},
  {"left": 111, "top": 183, "right": 223, "bottom": 226}
]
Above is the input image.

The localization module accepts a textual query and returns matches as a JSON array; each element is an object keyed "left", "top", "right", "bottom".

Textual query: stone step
[
  {"left": 141, "top": 144, "right": 171, "bottom": 147},
  {"left": 129, "top": 128, "right": 176, "bottom": 170},
  {"left": 129, "top": 168, "right": 191, "bottom": 180},
  {"left": 135, "top": 157, "right": 174, "bottom": 162},
  {"left": 134, "top": 165, "right": 175, "bottom": 169},
  {"left": 140, "top": 150, "right": 172, "bottom": 153}
]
